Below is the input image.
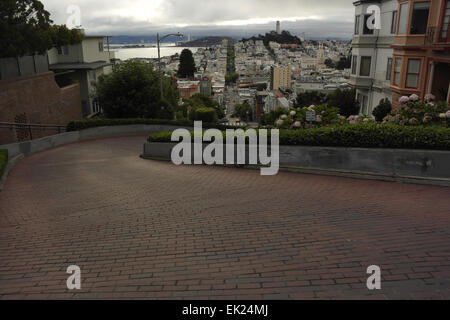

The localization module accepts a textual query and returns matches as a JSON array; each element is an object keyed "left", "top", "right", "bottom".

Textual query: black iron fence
[{"left": 0, "top": 122, "right": 66, "bottom": 142}]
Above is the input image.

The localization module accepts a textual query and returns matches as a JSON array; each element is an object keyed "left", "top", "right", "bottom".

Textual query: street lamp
[{"left": 157, "top": 32, "right": 184, "bottom": 101}]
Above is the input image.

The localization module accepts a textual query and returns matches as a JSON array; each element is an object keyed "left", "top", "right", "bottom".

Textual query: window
[
  {"left": 355, "top": 15, "right": 360, "bottom": 35},
  {"left": 393, "top": 58, "right": 402, "bottom": 85},
  {"left": 360, "top": 56, "right": 371, "bottom": 77},
  {"left": 406, "top": 59, "right": 421, "bottom": 88},
  {"left": 441, "top": 0, "right": 450, "bottom": 40},
  {"left": 391, "top": 11, "right": 398, "bottom": 34},
  {"left": 358, "top": 94, "right": 368, "bottom": 115},
  {"left": 410, "top": 2, "right": 430, "bottom": 34},
  {"left": 386, "top": 58, "right": 393, "bottom": 80},
  {"left": 398, "top": 3, "right": 409, "bottom": 34},
  {"left": 363, "top": 15, "right": 374, "bottom": 35},
  {"left": 57, "top": 47, "right": 63, "bottom": 55},
  {"left": 351, "top": 55, "right": 358, "bottom": 75},
  {"left": 98, "top": 42, "right": 104, "bottom": 52}
]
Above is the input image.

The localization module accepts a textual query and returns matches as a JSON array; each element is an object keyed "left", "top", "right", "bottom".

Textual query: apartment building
[
  {"left": 270, "top": 65, "right": 292, "bottom": 90},
  {"left": 350, "top": 0, "right": 397, "bottom": 115},
  {"left": 390, "top": 0, "right": 450, "bottom": 110},
  {"left": 48, "top": 33, "right": 115, "bottom": 116}
]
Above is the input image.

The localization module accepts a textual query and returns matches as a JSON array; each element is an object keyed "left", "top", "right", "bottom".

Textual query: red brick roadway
[{"left": 0, "top": 136, "right": 450, "bottom": 300}]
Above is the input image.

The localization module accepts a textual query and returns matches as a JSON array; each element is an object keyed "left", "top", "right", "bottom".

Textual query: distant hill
[
  {"left": 242, "top": 31, "right": 302, "bottom": 46},
  {"left": 177, "top": 36, "right": 236, "bottom": 47}
]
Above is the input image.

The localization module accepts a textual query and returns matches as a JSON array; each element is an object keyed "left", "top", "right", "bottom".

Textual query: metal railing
[{"left": 0, "top": 121, "right": 66, "bottom": 141}]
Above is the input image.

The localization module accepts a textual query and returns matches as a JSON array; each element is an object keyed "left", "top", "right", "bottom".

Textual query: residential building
[
  {"left": 270, "top": 65, "right": 292, "bottom": 90},
  {"left": 350, "top": 0, "right": 397, "bottom": 115},
  {"left": 390, "top": 0, "right": 450, "bottom": 110},
  {"left": 200, "top": 78, "right": 212, "bottom": 96},
  {"left": 177, "top": 80, "right": 200, "bottom": 98},
  {"left": 48, "top": 32, "right": 115, "bottom": 116}
]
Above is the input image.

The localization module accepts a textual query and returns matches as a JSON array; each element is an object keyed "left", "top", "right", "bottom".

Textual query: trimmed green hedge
[
  {"left": 0, "top": 150, "right": 8, "bottom": 178},
  {"left": 66, "top": 118, "right": 243, "bottom": 132},
  {"left": 147, "top": 124, "right": 450, "bottom": 150}
]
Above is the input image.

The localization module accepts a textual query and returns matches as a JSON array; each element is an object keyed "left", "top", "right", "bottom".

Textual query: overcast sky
[{"left": 41, "top": 0, "right": 355, "bottom": 38}]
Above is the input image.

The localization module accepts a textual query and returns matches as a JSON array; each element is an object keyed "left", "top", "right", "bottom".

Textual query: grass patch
[{"left": 0, "top": 150, "right": 8, "bottom": 178}]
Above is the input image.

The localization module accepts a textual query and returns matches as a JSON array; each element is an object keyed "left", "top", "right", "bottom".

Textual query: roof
[{"left": 49, "top": 61, "right": 111, "bottom": 71}]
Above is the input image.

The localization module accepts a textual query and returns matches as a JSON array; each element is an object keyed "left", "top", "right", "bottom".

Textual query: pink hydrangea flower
[
  {"left": 293, "top": 121, "right": 302, "bottom": 128},
  {"left": 446, "top": 111, "right": 450, "bottom": 119},
  {"left": 399, "top": 96, "right": 410, "bottom": 104},
  {"left": 409, "top": 94, "right": 419, "bottom": 101},
  {"left": 408, "top": 118, "right": 418, "bottom": 125},
  {"left": 290, "top": 111, "right": 296, "bottom": 116},
  {"left": 424, "top": 94, "right": 435, "bottom": 102},
  {"left": 275, "top": 120, "right": 284, "bottom": 127},
  {"left": 316, "top": 115, "right": 322, "bottom": 123},
  {"left": 308, "top": 105, "right": 315, "bottom": 111},
  {"left": 281, "top": 114, "right": 288, "bottom": 120}
]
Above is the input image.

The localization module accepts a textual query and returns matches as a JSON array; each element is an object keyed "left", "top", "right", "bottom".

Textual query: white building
[
  {"left": 48, "top": 32, "right": 115, "bottom": 116},
  {"left": 350, "top": 0, "right": 397, "bottom": 116}
]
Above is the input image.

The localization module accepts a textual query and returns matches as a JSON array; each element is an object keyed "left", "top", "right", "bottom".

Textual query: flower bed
[{"left": 383, "top": 94, "right": 450, "bottom": 126}]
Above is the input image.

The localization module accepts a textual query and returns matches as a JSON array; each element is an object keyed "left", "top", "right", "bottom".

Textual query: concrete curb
[
  {"left": 142, "top": 141, "right": 450, "bottom": 187},
  {"left": 0, "top": 153, "right": 24, "bottom": 191}
]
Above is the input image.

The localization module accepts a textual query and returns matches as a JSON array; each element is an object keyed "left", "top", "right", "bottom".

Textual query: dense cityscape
[{"left": 0, "top": 0, "right": 450, "bottom": 307}]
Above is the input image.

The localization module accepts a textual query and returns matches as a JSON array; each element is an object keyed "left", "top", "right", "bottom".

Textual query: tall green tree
[
  {"left": 94, "top": 60, "right": 178, "bottom": 119},
  {"left": 0, "top": 0, "right": 83, "bottom": 58},
  {"left": 177, "top": 49, "right": 196, "bottom": 78}
]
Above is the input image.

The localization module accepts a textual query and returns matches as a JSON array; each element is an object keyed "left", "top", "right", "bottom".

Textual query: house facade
[
  {"left": 390, "top": 0, "right": 450, "bottom": 110},
  {"left": 350, "top": 0, "right": 398, "bottom": 116},
  {"left": 48, "top": 33, "right": 115, "bottom": 116}
]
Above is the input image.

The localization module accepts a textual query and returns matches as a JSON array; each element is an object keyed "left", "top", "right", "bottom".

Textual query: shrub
[
  {"left": 66, "top": 118, "right": 243, "bottom": 132},
  {"left": 372, "top": 99, "right": 392, "bottom": 122},
  {"left": 278, "top": 124, "right": 450, "bottom": 150},
  {"left": 383, "top": 94, "right": 449, "bottom": 126},
  {"left": 147, "top": 125, "right": 450, "bottom": 150},
  {"left": 0, "top": 150, "right": 8, "bottom": 178},
  {"left": 190, "top": 107, "right": 218, "bottom": 123}
]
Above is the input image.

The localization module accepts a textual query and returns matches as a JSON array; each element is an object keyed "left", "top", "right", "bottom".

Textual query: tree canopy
[
  {"left": 94, "top": 60, "right": 179, "bottom": 119},
  {"left": 234, "top": 102, "right": 253, "bottom": 121},
  {"left": 177, "top": 49, "right": 196, "bottom": 78},
  {"left": 0, "top": 0, "right": 83, "bottom": 58},
  {"left": 183, "top": 93, "right": 224, "bottom": 120}
]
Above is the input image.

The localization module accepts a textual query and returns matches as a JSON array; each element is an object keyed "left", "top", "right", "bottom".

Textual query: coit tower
[{"left": 276, "top": 21, "right": 281, "bottom": 34}]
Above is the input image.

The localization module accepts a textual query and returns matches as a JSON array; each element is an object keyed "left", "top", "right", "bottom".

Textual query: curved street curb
[{"left": 0, "top": 153, "right": 24, "bottom": 192}]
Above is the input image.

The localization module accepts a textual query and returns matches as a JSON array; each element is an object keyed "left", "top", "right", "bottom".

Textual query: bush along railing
[
  {"left": 66, "top": 118, "right": 245, "bottom": 132},
  {"left": 148, "top": 124, "right": 450, "bottom": 150},
  {"left": 0, "top": 150, "right": 8, "bottom": 178}
]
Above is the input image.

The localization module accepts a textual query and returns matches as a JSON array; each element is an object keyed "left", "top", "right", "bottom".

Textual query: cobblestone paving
[{"left": 1, "top": 136, "right": 450, "bottom": 299}]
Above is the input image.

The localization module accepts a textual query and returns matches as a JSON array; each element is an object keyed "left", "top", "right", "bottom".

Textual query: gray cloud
[{"left": 41, "top": 0, "right": 355, "bottom": 38}]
